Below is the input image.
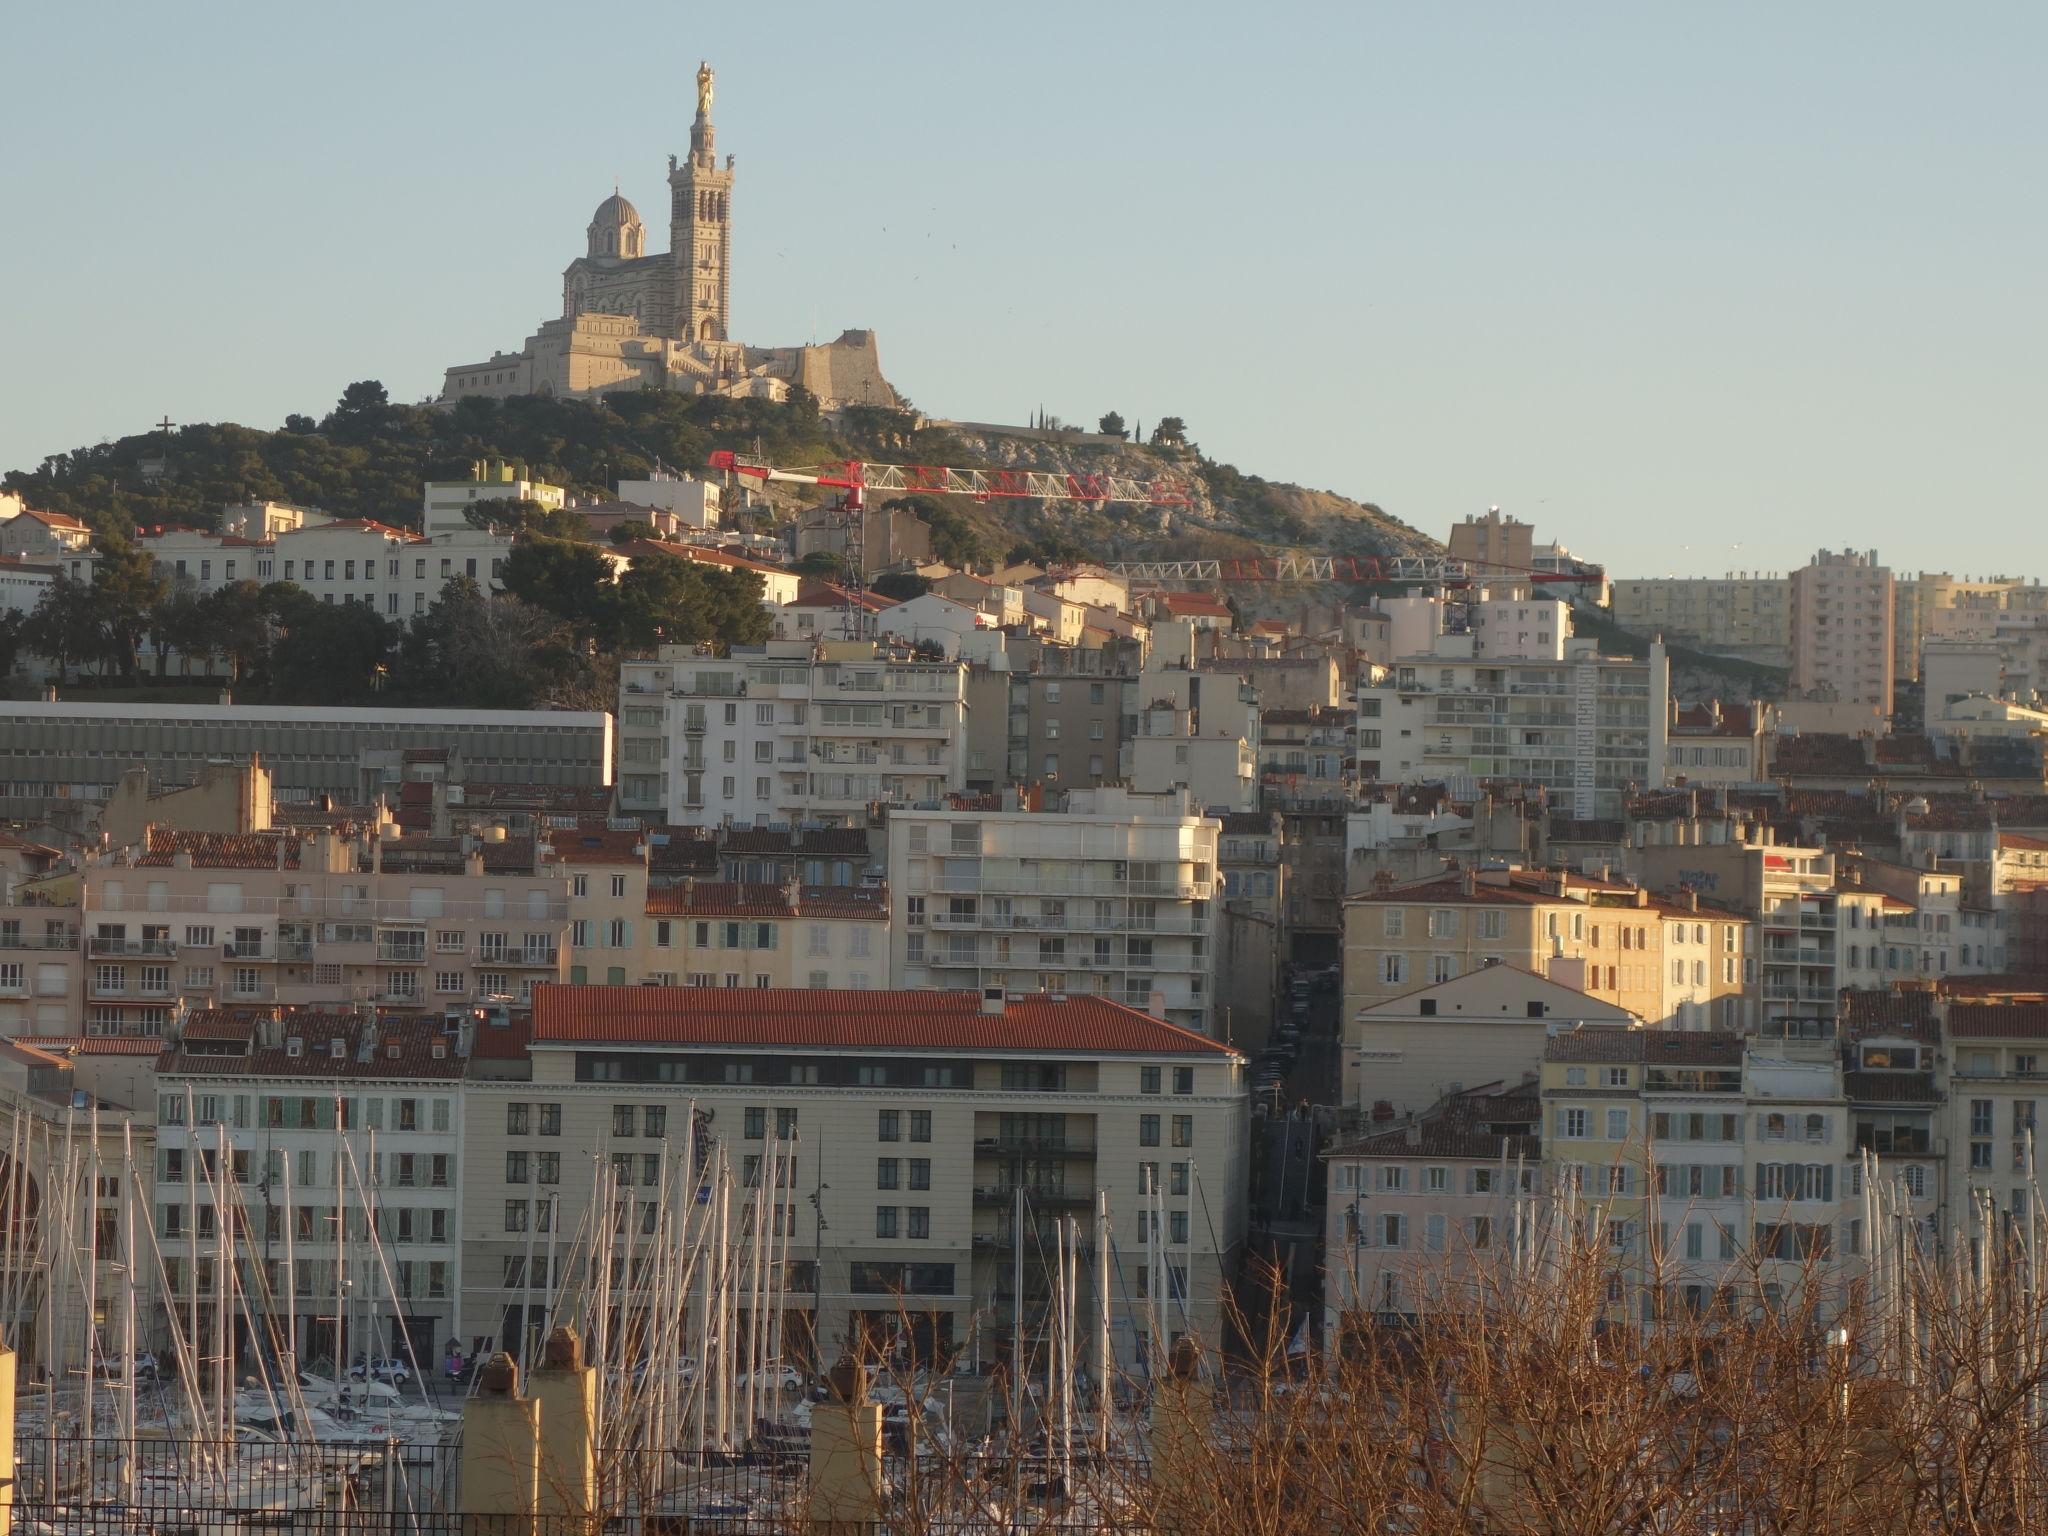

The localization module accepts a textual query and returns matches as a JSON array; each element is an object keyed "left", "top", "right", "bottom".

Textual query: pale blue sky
[{"left": 3, "top": 2, "right": 2042, "bottom": 575}]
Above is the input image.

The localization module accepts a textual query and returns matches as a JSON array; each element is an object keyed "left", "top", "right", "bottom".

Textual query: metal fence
[{"left": 7, "top": 1434, "right": 1152, "bottom": 1534}]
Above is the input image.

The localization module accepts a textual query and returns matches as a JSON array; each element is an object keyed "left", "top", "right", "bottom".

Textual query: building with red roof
[{"left": 459, "top": 983, "right": 1245, "bottom": 1367}]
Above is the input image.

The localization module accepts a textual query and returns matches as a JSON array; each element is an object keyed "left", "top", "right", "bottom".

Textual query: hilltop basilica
[{"left": 442, "top": 64, "right": 901, "bottom": 411}]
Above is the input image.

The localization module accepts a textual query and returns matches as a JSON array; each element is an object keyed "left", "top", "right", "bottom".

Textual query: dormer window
[
  {"left": 329, "top": 1037, "right": 345, "bottom": 1057},
  {"left": 285, "top": 1038, "right": 303, "bottom": 1058}
]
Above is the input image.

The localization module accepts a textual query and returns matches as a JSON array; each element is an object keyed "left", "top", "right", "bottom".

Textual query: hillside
[{"left": 3, "top": 385, "right": 1437, "bottom": 572}]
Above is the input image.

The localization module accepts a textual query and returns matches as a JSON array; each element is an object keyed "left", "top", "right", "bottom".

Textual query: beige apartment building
[
  {"left": 1341, "top": 869, "right": 1750, "bottom": 1108},
  {"left": 644, "top": 882, "right": 889, "bottom": 989},
  {"left": 888, "top": 789, "right": 1221, "bottom": 1037},
  {"left": 76, "top": 826, "right": 570, "bottom": 1035},
  {"left": 1447, "top": 508, "right": 1535, "bottom": 576},
  {"left": 1609, "top": 576, "right": 1791, "bottom": 666},
  {"left": 459, "top": 986, "right": 1247, "bottom": 1373},
  {"left": 1790, "top": 548, "right": 1894, "bottom": 713}
]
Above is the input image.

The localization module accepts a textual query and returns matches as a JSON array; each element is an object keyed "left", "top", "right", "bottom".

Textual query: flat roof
[{"left": 2, "top": 701, "right": 610, "bottom": 728}]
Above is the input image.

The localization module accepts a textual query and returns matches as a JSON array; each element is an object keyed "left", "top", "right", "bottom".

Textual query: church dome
[{"left": 587, "top": 193, "right": 646, "bottom": 260}]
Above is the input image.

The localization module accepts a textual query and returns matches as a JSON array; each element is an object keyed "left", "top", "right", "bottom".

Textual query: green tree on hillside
[
  {"left": 92, "top": 540, "right": 171, "bottom": 680},
  {"left": 499, "top": 537, "right": 621, "bottom": 642},
  {"left": 264, "top": 586, "right": 392, "bottom": 701},
  {"left": 1098, "top": 412, "right": 1127, "bottom": 439},
  {"left": 21, "top": 579, "right": 105, "bottom": 681},
  {"left": 1150, "top": 416, "right": 1189, "bottom": 447},
  {"left": 613, "top": 555, "right": 770, "bottom": 650}
]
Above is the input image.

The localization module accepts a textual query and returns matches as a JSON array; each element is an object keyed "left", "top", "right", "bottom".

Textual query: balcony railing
[
  {"left": 88, "top": 937, "right": 175, "bottom": 957},
  {"left": 972, "top": 1185, "right": 1093, "bottom": 1208},
  {"left": 0, "top": 931, "right": 79, "bottom": 952},
  {"left": 973, "top": 1136, "right": 1096, "bottom": 1157}
]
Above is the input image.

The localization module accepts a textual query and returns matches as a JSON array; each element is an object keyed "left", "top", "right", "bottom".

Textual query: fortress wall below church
[{"left": 793, "top": 331, "right": 901, "bottom": 411}]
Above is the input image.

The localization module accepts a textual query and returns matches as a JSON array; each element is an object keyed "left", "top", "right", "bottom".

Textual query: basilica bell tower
[{"left": 668, "top": 61, "right": 735, "bottom": 345}]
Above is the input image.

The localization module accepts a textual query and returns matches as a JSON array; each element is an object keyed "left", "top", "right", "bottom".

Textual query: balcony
[
  {"left": 480, "top": 945, "right": 560, "bottom": 968},
  {"left": 0, "top": 930, "right": 78, "bottom": 952},
  {"left": 277, "top": 940, "right": 315, "bottom": 962},
  {"left": 376, "top": 943, "right": 428, "bottom": 966},
  {"left": 973, "top": 1184, "right": 1093, "bottom": 1209},
  {"left": 89, "top": 937, "right": 175, "bottom": 958},
  {"left": 219, "top": 942, "right": 269, "bottom": 961},
  {"left": 973, "top": 1136, "right": 1095, "bottom": 1157}
]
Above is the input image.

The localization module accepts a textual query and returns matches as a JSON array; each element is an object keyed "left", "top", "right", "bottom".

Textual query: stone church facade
[{"left": 442, "top": 65, "right": 900, "bottom": 411}]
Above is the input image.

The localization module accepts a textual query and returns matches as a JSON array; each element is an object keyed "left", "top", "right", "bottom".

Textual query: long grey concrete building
[{"left": 0, "top": 700, "right": 612, "bottom": 823}]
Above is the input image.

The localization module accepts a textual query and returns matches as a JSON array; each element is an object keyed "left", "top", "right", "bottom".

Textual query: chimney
[
  {"left": 981, "top": 986, "right": 1006, "bottom": 1016},
  {"left": 1459, "top": 866, "right": 1475, "bottom": 898}
]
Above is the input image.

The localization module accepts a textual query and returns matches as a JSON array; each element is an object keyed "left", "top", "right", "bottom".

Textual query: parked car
[
  {"left": 93, "top": 1350, "right": 161, "bottom": 1381},
  {"left": 348, "top": 1355, "right": 413, "bottom": 1387}
]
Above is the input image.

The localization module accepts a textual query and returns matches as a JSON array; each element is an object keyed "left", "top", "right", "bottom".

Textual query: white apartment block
[
  {"left": 1609, "top": 575, "right": 1791, "bottom": 666},
  {"left": 888, "top": 790, "right": 1222, "bottom": 1037},
  {"left": 422, "top": 458, "right": 567, "bottom": 534},
  {"left": 1359, "top": 639, "right": 1669, "bottom": 820},
  {"left": 1790, "top": 548, "right": 1894, "bottom": 713},
  {"left": 616, "top": 640, "right": 968, "bottom": 829},
  {"left": 459, "top": 986, "right": 1247, "bottom": 1373},
  {"left": 154, "top": 1012, "right": 465, "bottom": 1368}
]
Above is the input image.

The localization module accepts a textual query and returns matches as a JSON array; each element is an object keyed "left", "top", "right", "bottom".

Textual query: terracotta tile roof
[
  {"left": 1842, "top": 1069, "right": 1939, "bottom": 1104},
  {"left": 1545, "top": 1026, "right": 1743, "bottom": 1066},
  {"left": 646, "top": 829, "right": 719, "bottom": 877},
  {"left": 480, "top": 836, "right": 538, "bottom": 875},
  {"left": 2002, "top": 832, "right": 2048, "bottom": 853},
  {"left": 720, "top": 827, "right": 870, "bottom": 858},
  {"left": 541, "top": 827, "right": 647, "bottom": 866},
  {"left": 467, "top": 1014, "right": 533, "bottom": 1061},
  {"left": 789, "top": 580, "right": 889, "bottom": 612},
  {"left": 1673, "top": 701, "right": 1758, "bottom": 736},
  {"left": 1949, "top": 1001, "right": 2048, "bottom": 1040},
  {"left": 137, "top": 829, "right": 301, "bottom": 869},
  {"left": 1770, "top": 735, "right": 1868, "bottom": 775},
  {"left": 0, "top": 1040, "right": 70, "bottom": 1070},
  {"left": 8, "top": 1036, "right": 163, "bottom": 1057},
  {"left": 14, "top": 508, "right": 90, "bottom": 531},
  {"left": 1157, "top": 591, "right": 1233, "bottom": 618},
  {"left": 1842, "top": 989, "right": 1939, "bottom": 1033},
  {"left": 531, "top": 986, "right": 1237, "bottom": 1057}
]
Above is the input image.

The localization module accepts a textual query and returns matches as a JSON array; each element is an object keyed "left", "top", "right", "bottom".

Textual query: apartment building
[
  {"left": 153, "top": 1011, "right": 465, "bottom": 1367},
  {"left": 458, "top": 986, "right": 1247, "bottom": 1373},
  {"left": 615, "top": 640, "right": 968, "bottom": 828},
  {"left": 74, "top": 826, "right": 570, "bottom": 1035},
  {"left": 0, "top": 836, "right": 82, "bottom": 1034},
  {"left": 1946, "top": 998, "right": 2048, "bottom": 1233},
  {"left": 1893, "top": 571, "right": 2045, "bottom": 684},
  {"left": 1544, "top": 1021, "right": 1854, "bottom": 1323},
  {"left": 1446, "top": 508, "right": 1535, "bottom": 576},
  {"left": 644, "top": 882, "right": 889, "bottom": 989},
  {"left": 1610, "top": 576, "right": 1791, "bottom": 666},
  {"left": 1341, "top": 869, "right": 1751, "bottom": 1105},
  {"left": 422, "top": 457, "right": 567, "bottom": 532},
  {"left": 1668, "top": 701, "right": 1770, "bottom": 787},
  {"left": 1790, "top": 549, "right": 1895, "bottom": 714},
  {"left": 1005, "top": 668, "right": 1130, "bottom": 789},
  {"left": 1324, "top": 1082, "right": 1539, "bottom": 1327},
  {"left": 1348, "top": 962, "right": 1638, "bottom": 1120},
  {"left": 1358, "top": 639, "right": 1668, "bottom": 821},
  {"left": 888, "top": 789, "right": 1220, "bottom": 1037},
  {"left": 1123, "top": 667, "right": 1258, "bottom": 813}
]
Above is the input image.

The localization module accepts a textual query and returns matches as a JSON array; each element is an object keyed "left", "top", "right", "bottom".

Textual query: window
[
  {"left": 1605, "top": 1108, "right": 1629, "bottom": 1139},
  {"left": 909, "top": 1158, "right": 931, "bottom": 1190},
  {"left": 1173, "top": 1067, "right": 1194, "bottom": 1095},
  {"left": 539, "top": 1103, "right": 561, "bottom": 1136},
  {"left": 1557, "top": 1108, "right": 1589, "bottom": 1139},
  {"left": 875, "top": 1206, "right": 899, "bottom": 1239},
  {"left": 506, "top": 1152, "right": 529, "bottom": 1184},
  {"left": 505, "top": 1201, "right": 529, "bottom": 1233},
  {"left": 1140, "top": 1114, "right": 1161, "bottom": 1147},
  {"left": 1141, "top": 1066, "right": 1161, "bottom": 1095},
  {"left": 1171, "top": 1115, "right": 1193, "bottom": 1148},
  {"left": 877, "top": 1158, "right": 900, "bottom": 1189},
  {"left": 645, "top": 1105, "right": 666, "bottom": 1138},
  {"left": 910, "top": 1111, "right": 932, "bottom": 1142},
  {"left": 1381, "top": 955, "right": 1408, "bottom": 986},
  {"left": 744, "top": 1107, "right": 766, "bottom": 1140},
  {"left": 612, "top": 1105, "right": 636, "bottom": 1138},
  {"left": 878, "top": 1109, "right": 900, "bottom": 1142},
  {"left": 907, "top": 1206, "right": 930, "bottom": 1240}
]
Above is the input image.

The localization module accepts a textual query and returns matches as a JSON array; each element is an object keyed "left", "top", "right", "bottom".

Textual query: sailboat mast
[
  {"left": 1095, "top": 1189, "right": 1111, "bottom": 1458},
  {"left": 121, "top": 1118, "right": 138, "bottom": 1500}
]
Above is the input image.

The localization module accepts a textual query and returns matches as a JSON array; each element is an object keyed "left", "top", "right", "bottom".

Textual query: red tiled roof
[
  {"left": 138, "top": 829, "right": 301, "bottom": 869},
  {"left": 1842, "top": 1069, "right": 1939, "bottom": 1104},
  {"left": 286, "top": 519, "right": 424, "bottom": 541},
  {"left": 789, "top": 580, "right": 888, "bottom": 612},
  {"left": 468, "top": 1014, "right": 533, "bottom": 1061},
  {"left": 541, "top": 827, "right": 647, "bottom": 866},
  {"left": 2002, "top": 833, "right": 2048, "bottom": 853},
  {"left": 531, "top": 986, "right": 1236, "bottom": 1056},
  {"left": 1157, "top": 591, "right": 1232, "bottom": 618},
  {"left": 14, "top": 508, "right": 90, "bottom": 531},
  {"left": 8, "top": 1036, "right": 164, "bottom": 1057},
  {"left": 720, "top": 827, "right": 870, "bottom": 858},
  {"left": 1949, "top": 1002, "right": 2048, "bottom": 1040}
]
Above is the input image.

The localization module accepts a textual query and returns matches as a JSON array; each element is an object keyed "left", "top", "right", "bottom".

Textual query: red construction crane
[
  {"left": 1107, "top": 554, "right": 1607, "bottom": 586},
  {"left": 706, "top": 450, "right": 1192, "bottom": 512}
]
